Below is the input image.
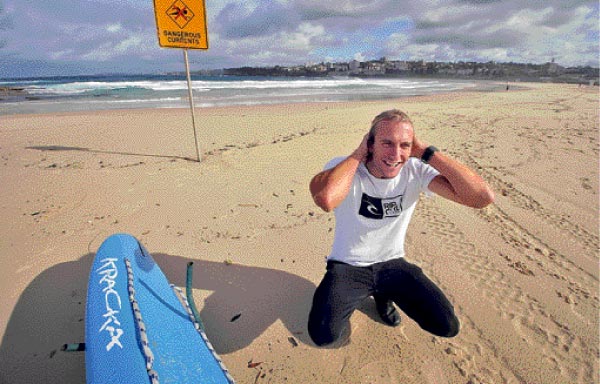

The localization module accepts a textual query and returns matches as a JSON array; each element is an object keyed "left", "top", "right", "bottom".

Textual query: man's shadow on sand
[{"left": 0, "top": 252, "right": 321, "bottom": 384}]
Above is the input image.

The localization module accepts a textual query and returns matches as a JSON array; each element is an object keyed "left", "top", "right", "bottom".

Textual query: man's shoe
[{"left": 375, "top": 299, "right": 401, "bottom": 327}]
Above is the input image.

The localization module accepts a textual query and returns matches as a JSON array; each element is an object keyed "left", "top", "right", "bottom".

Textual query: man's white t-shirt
[{"left": 325, "top": 157, "right": 440, "bottom": 266}]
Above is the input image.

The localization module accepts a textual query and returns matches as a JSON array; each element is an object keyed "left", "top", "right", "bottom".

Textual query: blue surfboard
[{"left": 85, "top": 233, "right": 234, "bottom": 383}]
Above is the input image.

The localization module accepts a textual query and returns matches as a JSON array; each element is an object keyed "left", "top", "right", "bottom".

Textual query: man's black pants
[{"left": 308, "top": 258, "right": 460, "bottom": 346}]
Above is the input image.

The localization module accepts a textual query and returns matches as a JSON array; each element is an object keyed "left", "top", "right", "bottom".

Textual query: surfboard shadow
[
  {"left": 0, "top": 253, "right": 94, "bottom": 384},
  {"left": 0, "top": 251, "right": 316, "bottom": 383}
]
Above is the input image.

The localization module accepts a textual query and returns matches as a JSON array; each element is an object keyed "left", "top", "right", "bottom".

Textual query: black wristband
[{"left": 421, "top": 145, "right": 438, "bottom": 163}]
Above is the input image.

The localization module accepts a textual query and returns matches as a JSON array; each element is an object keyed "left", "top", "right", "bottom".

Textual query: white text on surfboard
[{"left": 97, "top": 257, "right": 124, "bottom": 351}]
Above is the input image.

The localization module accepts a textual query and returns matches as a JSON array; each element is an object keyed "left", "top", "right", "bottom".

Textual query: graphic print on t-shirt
[{"left": 359, "top": 193, "right": 403, "bottom": 219}]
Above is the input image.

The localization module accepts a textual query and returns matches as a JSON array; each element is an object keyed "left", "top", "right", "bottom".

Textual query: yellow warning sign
[{"left": 153, "top": 0, "right": 208, "bottom": 49}]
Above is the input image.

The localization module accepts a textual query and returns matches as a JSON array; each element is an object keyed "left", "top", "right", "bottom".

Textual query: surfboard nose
[{"left": 97, "top": 233, "right": 155, "bottom": 272}]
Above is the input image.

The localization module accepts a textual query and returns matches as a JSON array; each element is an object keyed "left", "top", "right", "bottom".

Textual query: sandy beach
[{"left": 0, "top": 83, "right": 598, "bottom": 383}]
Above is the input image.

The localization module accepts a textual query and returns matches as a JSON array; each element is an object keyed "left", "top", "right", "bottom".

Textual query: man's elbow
[
  {"left": 469, "top": 187, "right": 495, "bottom": 209},
  {"left": 313, "top": 194, "right": 335, "bottom": 212}
]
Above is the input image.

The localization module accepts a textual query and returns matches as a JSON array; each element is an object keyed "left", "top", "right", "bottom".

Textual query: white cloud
[
  {"left": 353, "top": 52, "right": 365, "bottom": 62},
  {"left": 213, "top": 21, "right": 330, "bottom": 67},
  {"left": 81, "top": 43, "right": 114, "bottom": 62},
  {"left": 114, "top": 35, "right": 143, "bottom": 52},
  {"left": 106, "top": 23, "right": 122, "bottom": 33},
  {"left": 295, "top": 0, "right": 391, "bottom": 18},
  {"left": 81, "top": 33, "right": 148, "bottom": 62},
  {"left": 385, "top": 33, "right": 410, "bottom": 51},
  {"left": 49, "top": 49, "right": 74, "bottom": 60},
  {"left": 285, "top": 23, "right": 326, "bottom": 50}
]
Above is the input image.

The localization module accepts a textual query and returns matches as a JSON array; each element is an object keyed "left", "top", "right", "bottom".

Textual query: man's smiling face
[{"left": 366, "top": 120, "right": 413, "bottom": 179}]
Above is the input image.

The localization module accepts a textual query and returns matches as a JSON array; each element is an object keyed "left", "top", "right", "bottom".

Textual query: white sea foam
[
  {"left": 2, "top": 75, "right": 479, "bottom": 115},
  {"left": 24, "top": 78, "right": 371, "bottom": 95}
]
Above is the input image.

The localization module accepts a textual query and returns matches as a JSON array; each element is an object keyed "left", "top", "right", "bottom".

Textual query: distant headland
[{"left": 191, "top": 58, "right": 599, "bottom": 85}]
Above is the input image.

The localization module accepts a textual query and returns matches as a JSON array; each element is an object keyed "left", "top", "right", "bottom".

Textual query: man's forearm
[{"left": 427, "top": 150, "right": 495, "bottom": 208}]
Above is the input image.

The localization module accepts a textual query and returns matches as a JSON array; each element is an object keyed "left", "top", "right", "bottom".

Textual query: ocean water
[{"left": 0, "top": 74, "right": 478, "bottom": 115}]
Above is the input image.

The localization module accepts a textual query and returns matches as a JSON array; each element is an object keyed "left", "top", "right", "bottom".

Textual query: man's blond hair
[{"left": 368, "top": 109, "right": 412, "bottom": 142}]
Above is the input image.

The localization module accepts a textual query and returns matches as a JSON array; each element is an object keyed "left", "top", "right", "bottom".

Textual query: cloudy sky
[{"left": 1, "top": 0, "right": 598, "bottom": 78}]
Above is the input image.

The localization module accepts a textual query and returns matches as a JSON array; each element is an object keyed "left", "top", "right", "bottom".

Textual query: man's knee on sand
[
  {"left": 307, "top": 317, "right": 348, "bottom": 347},
  {"left": 308, "top": 322, "right": 334, "bottom": 346},
  {"left": 430, "top": 315, "right": 460, "bottom": 338},
  {"left": 309, "top": 330, "right": 351, "bottom": 348},
  {"left": 309, "top": 330, "right": 337, "bottom": 347}
]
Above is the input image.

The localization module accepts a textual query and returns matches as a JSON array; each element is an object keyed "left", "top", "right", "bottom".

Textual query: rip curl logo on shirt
[{"left": 359, "top": 193, "right": 403, "bottom": 219}]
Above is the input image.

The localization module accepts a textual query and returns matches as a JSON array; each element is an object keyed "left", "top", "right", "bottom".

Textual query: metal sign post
[
  {"left": 153, "top": 0, "right": 209, "bottom": 162},
  {"left": 183, "top": 49, "right": 201, "bottom": 162}
]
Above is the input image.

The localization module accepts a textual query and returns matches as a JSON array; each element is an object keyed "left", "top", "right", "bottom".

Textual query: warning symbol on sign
[{"left": 167, "top": 0, "right": 195, "bottom": 29}]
